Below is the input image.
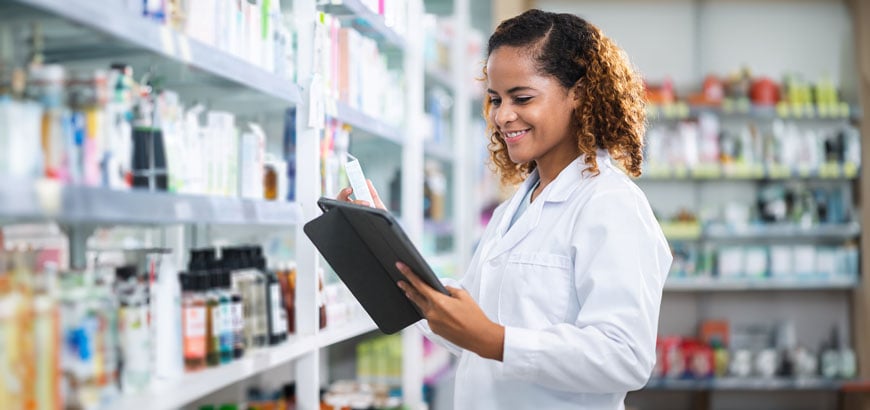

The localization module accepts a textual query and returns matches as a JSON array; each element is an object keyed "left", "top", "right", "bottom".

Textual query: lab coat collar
[{"left": 488, "top": 151, "right": 609, "bottom": 261}]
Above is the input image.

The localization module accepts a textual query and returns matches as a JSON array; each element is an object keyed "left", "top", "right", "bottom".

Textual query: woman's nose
[{"left": 493, "top": 105, "right": 517, "bottom": 128}]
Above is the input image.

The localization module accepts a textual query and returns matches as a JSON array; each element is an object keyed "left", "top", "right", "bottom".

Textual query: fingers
[
  {"left": 395, "top": 262, "right": 438, "bottom": 299},
  {"left": 398, "top": 280, "right": 429, "bottom": 314},
  {"left": 445, "top": 285, "right": 466, "bottom": 298},
  {"left": 337, "top": 187, "right": 353, "bottom": 202},
  {"left": 367, "top": 179, "right": 387, "bottom": 210},
  {"left": 351, "top": 200, "right": 371, "bottom": 207}
]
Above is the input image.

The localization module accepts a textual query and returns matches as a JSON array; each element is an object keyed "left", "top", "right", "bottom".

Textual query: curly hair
[{"left": 483, "top": 9, "right": 646, "bottom": 185}]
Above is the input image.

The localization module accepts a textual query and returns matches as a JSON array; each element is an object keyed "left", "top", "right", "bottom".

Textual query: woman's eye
[
  {"left": 489, "top": 97, "right": 502, "bottom": 106},
  {"left": 514, "top": 96, "right": 532, "bottom": 104}
]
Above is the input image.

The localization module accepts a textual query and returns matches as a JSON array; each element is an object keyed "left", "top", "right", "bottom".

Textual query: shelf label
[
  {"left": 819, "top": 162, "right": 840, "bottom": 179},
  {"left": 673, "top": 165, "right": 688, "bottom": 179},
  {"left": 692, "top": 164, "right": 721, "bottom": 179},
  {"left": 727, "top": 164, "right": 752, "bottom": 178},
  {"left": 843, "top": 163, "right": 858, "bottom": 178},
  {"left": 768, "top": 165, "right": 790, "bottom": 179},
  {"left": 797, "top": 165, "right": 811, "bottom": 177}
]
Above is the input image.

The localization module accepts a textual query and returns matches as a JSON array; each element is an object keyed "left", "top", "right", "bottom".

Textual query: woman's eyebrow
[{"left": 487, "top": 86, "right": 535, "bottom": 94}]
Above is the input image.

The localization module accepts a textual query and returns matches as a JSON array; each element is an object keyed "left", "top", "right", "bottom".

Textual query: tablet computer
[{"left": 303, "top": 197, "right": 449, "bottom": 334}]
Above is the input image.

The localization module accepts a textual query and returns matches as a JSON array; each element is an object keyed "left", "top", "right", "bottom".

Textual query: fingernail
[
  {"left": 395, "top": 262, "right": 403, "bottom": 269},
  {"left": 397, "top": 282, "right": 405, "bottom": 289}
]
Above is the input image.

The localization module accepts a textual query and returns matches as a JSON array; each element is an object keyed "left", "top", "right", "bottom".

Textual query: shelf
[
  {"left": 644, "top": 377, "right": 847, "bottom": 391},
  {"left": 333, "top": 101, "right": 404, "bottom": 145},
  {"left": 639, "top": 163, "right": 860, "bottom": 181},
  {"left": 6, "top": 0, "right": 302, "bottom": 107},
  {"left": 704, "top": 223, "right": 860, "bottom": 240},
  {"left": 424, "top": 65, "right": 453, "bottom": 91},
  {"left": 111, "top": 317, "right": 379, "bottom": 410},
  {"left": 647, "top": 103, "right": 861, "bottom": 122},
  {"left": 664, "top": 275, "right": 859, "bottom": 291},
  {"left": 316, "top": 316, "right": 379, "bottom": 348},
  {"left": 317, "top": 0, "right": 406, "bottom": 51},
  {"left": 424, "top": 141, "right": 454, "bottom": 162},
  {"left": 0, "top": 178, "right": 302, "bottom": 226},
  {"left": 113, "top": 335, "right": 313, "bottom": 410}
]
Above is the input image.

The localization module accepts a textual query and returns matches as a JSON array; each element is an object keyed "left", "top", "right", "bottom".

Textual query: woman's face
[{"left": 486, "top": 46, "right": 580, "bottom": 167}]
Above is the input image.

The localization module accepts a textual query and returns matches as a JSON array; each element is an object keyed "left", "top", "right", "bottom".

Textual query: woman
[{"left": 338, "top": 9, "right": 671, "bottom": 409}]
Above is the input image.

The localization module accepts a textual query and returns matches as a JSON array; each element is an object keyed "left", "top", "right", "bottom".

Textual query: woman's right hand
[{"left": 336, "top": 179, "right": 388, "bottom": 211}]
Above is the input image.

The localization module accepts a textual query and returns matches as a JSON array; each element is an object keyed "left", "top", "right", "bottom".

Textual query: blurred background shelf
[
  {"left": 644, "top": 377, "right": 849, "bottom": 391},
  {"left": 317, "top": 0, "right": 406, "bottom": 50},
  {"left": 664, "top": 276, "right": 859, "bottom": 291},
  {"left": 4, "top": 0, "right": 303, "bottom": 107},
  {"left": 646, "top": 103, "right": 861, "bottom": 122},
  {"left": 333, "top": 101, "right": 404, "bottom": 145},
  {"left": 640, "top": 163, "right": 860, "bottom": 181},
  {"left": 660, "top": 222, "right": 860, "bottom": 241},
  {"left": 0, "top": 178, "right": 302, "bottom": 226},
  {"left": 113, "top": 335, "right": 313, "bottom": 410}
]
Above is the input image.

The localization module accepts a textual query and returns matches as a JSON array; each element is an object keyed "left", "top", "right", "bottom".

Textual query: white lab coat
[{"left": 420, "top": 151, "right": 672, "bottom": 410}]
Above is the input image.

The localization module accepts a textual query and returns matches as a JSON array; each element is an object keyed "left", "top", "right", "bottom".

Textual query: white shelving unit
[
  {"left": 2, "top": 0, "right": 302, "bottom": 106},
  {"left": 664, "top": 276, "right": 859, "bottom": 292},
  {"left": 2, "top": 0, "right": 432, "bottom": 409},
  {"left": 112, "top": 317, "right": 378, "bottom": 410}
]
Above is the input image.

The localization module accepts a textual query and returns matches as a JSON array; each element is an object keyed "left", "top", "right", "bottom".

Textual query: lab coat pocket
[{"left": 498, "top": 252, "right": 572, "bottom": 328}]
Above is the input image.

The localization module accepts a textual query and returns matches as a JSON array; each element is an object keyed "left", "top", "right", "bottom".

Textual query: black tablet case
[{"left": 303, "top": 197, "right": 449, "bottom": 334}]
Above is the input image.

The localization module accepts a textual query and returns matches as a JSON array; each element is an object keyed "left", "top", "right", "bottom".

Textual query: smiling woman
[{"left": 337, "top": 8, "right": 672, "bottom": 410}]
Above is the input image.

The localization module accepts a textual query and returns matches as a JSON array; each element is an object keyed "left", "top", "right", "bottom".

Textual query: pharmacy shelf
[
  {"left": 113, "top": 335, "right": 313, "bottom": 410},
  {"left": 111, "top": 318, "right": 379, "bottom": 410},
  {"left": 647, "top": 103, "right": 861, "bottom": 122},
  {"left": 425, "top": 64, "right": 454, "bottom": 91},
  {"left": 644, "top": 377, "right": 847, "bottom": 391},
  {"left": 664, "top": 276, "right": 859, "bottom": 291},
  {"left": 316, "top": 316, "right": 379, "bottom": 348},
  {"left": 662, "top": 222, "right": 860, "bottom": 242},
  {"left": 333, "top": 101, "right": 404, "bottom": 145},
  {"left": 639, "top": 163, "right": 859, "bottom": 181},
  {"left": 318, "top": 0, "right": 406, "bottom": 51},
  {"left": 0, "top": 178, "right": 302, "bottom": 226},
  {"left": 6, "top": 0, "right": 302, "bottom": 106},
  {"left": 424, "top": 141, "right": 454, "bottom": 162},
  {"left": 704, "top": 222, "right": 860, "bottom": 240}
]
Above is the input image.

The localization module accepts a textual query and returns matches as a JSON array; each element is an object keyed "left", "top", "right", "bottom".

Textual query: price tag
[
  {"left": 797, "top": 165, "right": 811, "bottom": 178},
  {"left": 768, "top": 165, "right": 790, "bottom": 179},
  {"left": 692, "top": 164, "right": 721, "bottom": 179},
  {"left": 819, "top": 162, "right": 840, "bottom": 179},
  {"left": 750, "top": 164, "right": 765, "bottom": 178},
  {"left": 729, "top": 164, "right": 752, "bottom": 178},
  {"left": 843, "top": 163, "right": 858, "bottom": 178},
  {"left": 673, "top": 165, "right": 688, "bottom": 179}
]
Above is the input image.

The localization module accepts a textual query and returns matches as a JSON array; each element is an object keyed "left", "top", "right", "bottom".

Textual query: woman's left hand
[{"left": 395, "top": 262, "right": 505, "bottom": 361}]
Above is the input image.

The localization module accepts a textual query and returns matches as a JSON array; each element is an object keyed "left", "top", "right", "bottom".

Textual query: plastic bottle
[
  {"left": 262, "top": 256, "right": 287, "bottom": 345},
  {"left": 223, "top": 248, "right": 247, "bottom": 358},
  {"left": 203, "top": 271, "right": 221, "bottom": 367},
  {"left": 214, "top": 269, "right": 233, "bottom": 364},
  {"left": 154, "top": 252, "right": 183, "bottom": 380},
  {"left": 180, "top": 272, "right": 207, "bottom": 371},
  {"left": 249, "top": 247, "right": 269, "bottom": 347},
  {"left": 277, "top": 262, "right": 296, "bottom": 334}
]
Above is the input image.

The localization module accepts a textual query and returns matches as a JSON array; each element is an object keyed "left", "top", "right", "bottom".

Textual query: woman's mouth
[{"left": 503, "top": 129, "right": 530, "bottom": 143}]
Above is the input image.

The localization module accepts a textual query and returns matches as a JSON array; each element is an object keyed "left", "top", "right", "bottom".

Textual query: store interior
[{"left": 0, "top": 0, "right": 868, "bottom": 409}]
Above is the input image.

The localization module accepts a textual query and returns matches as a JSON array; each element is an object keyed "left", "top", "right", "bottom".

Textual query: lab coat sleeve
[
  {"left": 501, "top": 188, "right": 672, "bottom": 393},
  {"left": 415, "top": 277, "right": 465, "bottom": 356}
]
